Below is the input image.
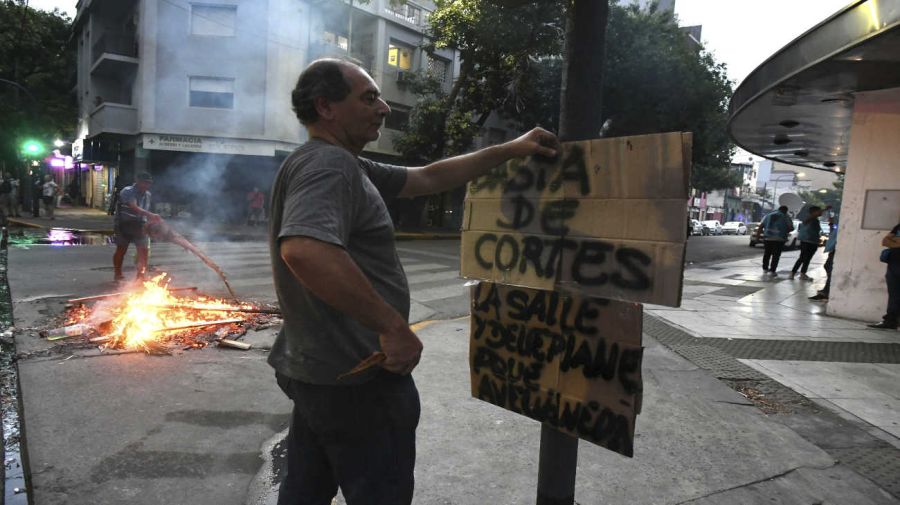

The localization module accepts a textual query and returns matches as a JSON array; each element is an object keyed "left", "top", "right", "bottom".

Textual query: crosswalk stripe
[
  {"left": 406, "top": 269, "right": 460, "bottom": 285},
  {"left": 402, "top": 262, "right": 451, "bottom": 273},
  {"left": 396, "top": 247, "right": 460, "bottom": 261},
  {"left": 411, "top": 283, "right": 467, "bottom": 302}
]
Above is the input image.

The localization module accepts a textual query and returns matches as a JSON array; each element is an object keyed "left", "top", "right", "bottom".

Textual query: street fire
[{"left": 53, "top": 274, "right": 278, "bottom": 353}]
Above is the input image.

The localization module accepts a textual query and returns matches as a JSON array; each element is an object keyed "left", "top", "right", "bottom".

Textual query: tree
[
  {"left": 396, "top": 0, "right": 738, "bottom": 192},
  {"left": 798, "top": 174, "right": 844, "bottom": 215},
  {"left": 394, "top": 0, "right": 565, "bottom": 163},
  {"left": 0, "top": 2, "right": 76, "bottom": 172}
]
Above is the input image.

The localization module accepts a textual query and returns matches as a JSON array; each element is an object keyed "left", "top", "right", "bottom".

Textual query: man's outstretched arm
[
  {"left": 280, "top": 236, "right": 422, "bottom": 375},
  {"left": 398, "top": 127, "right": 560, "bottom": 198}
]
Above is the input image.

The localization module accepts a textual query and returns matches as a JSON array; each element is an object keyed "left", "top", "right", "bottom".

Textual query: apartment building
[{"left": 73, "top": 0, "right": 456, "bottom": 220}]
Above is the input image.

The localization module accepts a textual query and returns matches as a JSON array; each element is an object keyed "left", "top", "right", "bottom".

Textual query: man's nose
[{"left": 378, "top": 98, "right": 391, "bottom": 116}]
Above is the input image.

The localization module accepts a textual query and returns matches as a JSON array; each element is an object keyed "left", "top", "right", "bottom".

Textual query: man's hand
[
  {"left": 505, "top": 127, "right": 560, "bottom": 159},
  {"left": 379, "top": 323, "right": 423, "bottom": 375}
]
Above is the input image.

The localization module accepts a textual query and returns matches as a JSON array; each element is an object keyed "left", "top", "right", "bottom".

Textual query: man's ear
[{"left": 314, "top": 96, "right": 334, "bottom": 121}]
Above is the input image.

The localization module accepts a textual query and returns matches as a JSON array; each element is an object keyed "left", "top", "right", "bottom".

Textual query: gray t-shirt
[{"left": 268, "top": 139, "right": 409, "bottom": 385}]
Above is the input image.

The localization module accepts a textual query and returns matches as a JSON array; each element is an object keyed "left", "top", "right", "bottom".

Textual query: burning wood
[
  {"left": 152, "top": 319, "right": 244, "bottom": 333},
  {"left": 54, "top": 275, "right": 275, "bottom": 354},
  {"left": 149, "top": 304, "right": 281, "bottom": 315},
  {"left": 67, "top": 287, "right": 197, "bottom": 305}
]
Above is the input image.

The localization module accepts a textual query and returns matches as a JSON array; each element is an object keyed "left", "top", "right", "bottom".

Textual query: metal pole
[
  {"left": 538, "top": 1, "right": 609, "bottom": 502},
  {"left": 536, "top": 425, "right": 579, "bottom": 505}
]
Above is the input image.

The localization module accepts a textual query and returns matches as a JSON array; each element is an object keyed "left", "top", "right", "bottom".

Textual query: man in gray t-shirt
[{"left": 270, "top": 58, "right": 559, "bottom": 505}]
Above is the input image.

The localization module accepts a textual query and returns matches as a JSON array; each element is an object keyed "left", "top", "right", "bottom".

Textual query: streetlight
[{"left": 54, "top": 139, "right": 64, "bottom": 148}]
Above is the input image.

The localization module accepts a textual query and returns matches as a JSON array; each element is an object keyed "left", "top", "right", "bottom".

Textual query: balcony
[
  {"left": 307, "top": 41, "right": 374, "bottom": 74},
  {"left": 88, "top": 102, "right": 138, "bottom": 135},
  {"left": 91, "top": 33, "right": 138, "bottom": 77}
]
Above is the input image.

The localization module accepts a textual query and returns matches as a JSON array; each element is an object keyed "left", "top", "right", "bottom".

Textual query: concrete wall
[
  {"left": 828, "top": 87, "right": 900, "bottom": 322},
  {"left": 153, "top": 0, "right": 268, "bottom": 138}
]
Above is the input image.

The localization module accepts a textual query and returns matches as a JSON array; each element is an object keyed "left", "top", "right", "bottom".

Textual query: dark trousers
[
  {"left": 884, "top": 263, "right": 900, "bottom": 325},
  {"left": 821, "top": 251, "right": 834, "bottom": 295},
  {"left": 792, "top": 242, "right": 818, "bottom": 274},
  {"left": 275, "top": 371, "right": 420, "bottom": 505},
  {"left": 762, "top": 240, "right": 785, "bottom": 272}
]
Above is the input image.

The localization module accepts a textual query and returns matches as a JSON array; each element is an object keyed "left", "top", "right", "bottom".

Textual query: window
[
  {"left": 386, "top": 3, "right": 423, "bottom": 25},
  {"left": 385, "top": 103, "right": 410, "bottom": 131},
  {"left": 427, "top": 56, "right": 449, "bottom": 84},
  {"left": 323, "top": 30, "right": 348, "bottom": 51},
  {"left": 387, "top": 43, "right": 413, "bottom": 70},
  {"left": 189, "top": 76, "right": 234, "bottom": 109},
  {"left": 191, "top": 4, "right": 237, "bottom": 37}
]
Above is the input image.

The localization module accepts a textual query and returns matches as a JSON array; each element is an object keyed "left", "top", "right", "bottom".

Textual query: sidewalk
[{"left": 9, "top": 206, "right": 114, "bottom": 233}]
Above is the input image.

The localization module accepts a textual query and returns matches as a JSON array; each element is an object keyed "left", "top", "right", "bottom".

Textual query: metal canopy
[{"left": 728, "top": 0, "right": 900, "bottom": 174}]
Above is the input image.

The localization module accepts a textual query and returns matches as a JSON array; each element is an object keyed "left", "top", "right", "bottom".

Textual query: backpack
[{"left": 0, "top": 179, "right": 10, "bottom": 195}]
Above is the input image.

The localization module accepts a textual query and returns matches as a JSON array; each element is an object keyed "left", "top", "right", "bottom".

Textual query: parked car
[
  {"left": 786, "top": 220, "right": 801, "bottom": 249},
  {"left": 722, "top": 221, "right": 748, "bottom": 235},
  {"left": 748, "top": 221, "right": 798, "bottom": 248},
  {"left": 690, "top": 219, "right": 704, "bottom": 236},
  {"left": 701, "top": 220, "right": 723, "bottom": 235}
]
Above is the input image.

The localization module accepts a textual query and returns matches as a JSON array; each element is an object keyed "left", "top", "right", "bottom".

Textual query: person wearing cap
[{"left": 113, "top": 172, "right": 161, "bottom": 281}]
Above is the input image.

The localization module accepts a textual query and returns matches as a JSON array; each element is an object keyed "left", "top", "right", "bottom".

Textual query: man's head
[
  {"left": 135, "top": 172, "right": 153, "bottom": 192},
  {"left": 808, "top": 206, "right": 822, "bottom": 218},
  {"left": 778, "top": 205, "right": 789, "bottom": 213},
  {"left": 44, "top": 174, "right": 52, "bottom": 182},
  {"left": 291, "top": 59, "right": 391, "bottom": 153}
]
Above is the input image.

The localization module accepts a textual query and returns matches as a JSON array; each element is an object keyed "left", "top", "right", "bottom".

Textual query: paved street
[{"left": 3, "top": 219, "right": 899, "bottom": 504}]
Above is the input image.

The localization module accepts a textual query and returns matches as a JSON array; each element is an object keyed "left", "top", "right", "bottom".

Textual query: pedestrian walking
[
  {"left": 112, "top": 173, "right": 160, "bottom": 282},
  {"left": 756, "top": 205, "right": 794, "bottom": 275},
  {"left": 269, "top": 58, "right": 560, "bottom": 505},
  {"left": 791, "top": 206, "right": 823, "bottom": 280},
  {"left": 246, "top": 187, "right": 265, "bottom": 226},
  {"left": 31, "top": 173, "right": 42, "bottom": 217},
  {"left": 869, "top": 220, "right": 900, "bottom": 329},
  {"left": 810, "top": 217, "right": 837, "bottom": 301},
  {"left": 41, "top": 175, "right": 59, "bottom": 220},
  {"left": 9, "top": 175, "right": 20, "bottom": 217},
  {"left": 0, "top": 173, "right": 11, "bottom": 224}
]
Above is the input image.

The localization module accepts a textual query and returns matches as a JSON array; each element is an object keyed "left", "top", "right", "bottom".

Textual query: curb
[
  {"left": 6, "top": 220, "right": 42, "bottom": 230},
  {"left": 0, "top": 249, "right": 29, "bottom": 504}
]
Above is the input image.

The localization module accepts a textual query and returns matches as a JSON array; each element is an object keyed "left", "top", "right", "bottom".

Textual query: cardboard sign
[
  {"left": 461, "top": 132, "right": 692, "bottom": 307},
  {"left": 470, "top": 281, "right": 643, "bottom": 457}
]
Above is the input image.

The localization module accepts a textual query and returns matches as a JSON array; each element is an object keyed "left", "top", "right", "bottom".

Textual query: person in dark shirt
[{"left": 870, "top": 222, "right": 900, "bottom": 329}]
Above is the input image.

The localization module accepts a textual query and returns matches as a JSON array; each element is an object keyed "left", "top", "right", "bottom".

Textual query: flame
[{"left": 78, "top": 274, "right": 256, "bottom": 352}]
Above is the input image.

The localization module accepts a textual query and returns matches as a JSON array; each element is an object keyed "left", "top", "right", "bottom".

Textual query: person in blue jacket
[
  {"left": 791, "top": 206, "right": 823, "bottom": 280},
  {"left": 755, "top": 205, "right": 795, "bottom": 275},
  {"left": 810, "top": 217, "right": 837, "bottom": 301}
]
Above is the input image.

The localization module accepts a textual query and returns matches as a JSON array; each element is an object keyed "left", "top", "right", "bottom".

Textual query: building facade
[{"left": 73, "top": 0, "right": 457, "bottom": 222}]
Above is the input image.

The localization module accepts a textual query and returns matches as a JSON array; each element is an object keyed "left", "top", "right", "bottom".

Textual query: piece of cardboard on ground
[
  {"left": 469, "top": 281, "right": 643, "bottom": 457},
  {"left": 461, "top": 132, "right": 691, "bottom": 308}
]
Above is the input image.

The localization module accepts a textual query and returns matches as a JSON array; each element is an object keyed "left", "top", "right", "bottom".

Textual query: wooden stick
[
  {"left": 67, "top": 287, "right": 198, "bottom": 304},
  {"left": 218, "top": 339, "right": 251, "bottom": 350},
  {"left": 150, "top": 304, "right": 281, "bottom": 315},
  {"left": 152, "top": 319, "right": 243, "bottom": 333},
  {"left": 337, "top": 352, "right": 387, "bottom": 381}
]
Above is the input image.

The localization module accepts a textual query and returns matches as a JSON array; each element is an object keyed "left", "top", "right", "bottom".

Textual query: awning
[{"left": 728, "top": 0, "right": 900, "bottom": 174}]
